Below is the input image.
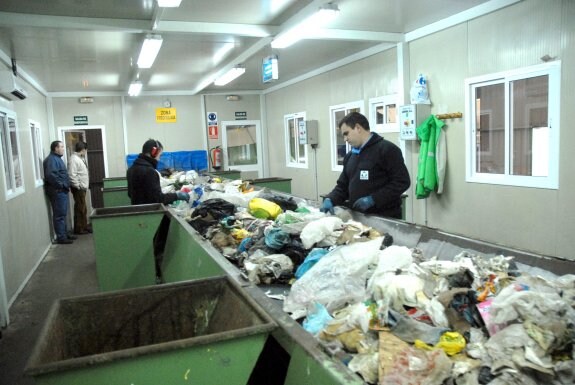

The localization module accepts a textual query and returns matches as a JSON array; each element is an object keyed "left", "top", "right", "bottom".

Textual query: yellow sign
[{"left": 156, "top": 108, "right": 177, "bottom": 123}]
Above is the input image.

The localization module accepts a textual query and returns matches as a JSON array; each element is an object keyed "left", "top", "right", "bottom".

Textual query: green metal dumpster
[
  {"left": 102, "top": 176, "right": 127, "bottom": 188},
  {"left": 25, "top": 276, "right": 277, "bottom": 385},
  {"left": 206, "top": 169, "right": 242, "bottom": 180},
  {"left": 247, "top": 177, "right": 292, "bottom": 193},
  {"left": 91, "top": 204, "right": 166, "bottom": 291},
  {"left": 101, "top": 186, "right": 131, "bottom": 207}
]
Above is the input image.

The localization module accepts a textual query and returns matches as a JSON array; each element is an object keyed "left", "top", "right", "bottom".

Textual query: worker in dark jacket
[
  {"left": 43, "top": 140, "right": 75, "bottom": 244},
  {"left": 126, "top": 139, "right": 189, "bottom": 205},
  {"left": 321, "top": 112, "right": 411, "bottom": 219}
]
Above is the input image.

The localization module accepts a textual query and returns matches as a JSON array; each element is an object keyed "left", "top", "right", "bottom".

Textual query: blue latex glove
[
  {"left": 352, "top": 196, "right": 375, "bottom": 212},
  {"left": 319, "top": 198, "right": 334, "bottom": 214},
  {"left": 176, "top": 191, "right": 190, "bottom": 202}
]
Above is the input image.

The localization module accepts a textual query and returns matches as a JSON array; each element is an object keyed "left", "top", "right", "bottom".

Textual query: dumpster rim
[
  {"left": 91, "top": 203, "right": 166, "bottom": 218},
  {"left": 25, "top": 276, "right": 278, "bottom": 377}
]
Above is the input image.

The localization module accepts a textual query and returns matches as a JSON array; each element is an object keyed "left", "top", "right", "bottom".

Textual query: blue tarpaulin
[{"left": 126, "top": 150, "right": 208, "bottom": 171}]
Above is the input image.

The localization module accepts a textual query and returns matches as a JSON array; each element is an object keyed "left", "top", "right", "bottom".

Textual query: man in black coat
[
  {"left": 126, "top": 139, "right": 189, "bottom": 205},
  {"left": 321, "top": 112, "right": 411, "bottom": 219}
]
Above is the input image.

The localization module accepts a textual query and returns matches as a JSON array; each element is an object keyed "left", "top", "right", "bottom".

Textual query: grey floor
[{"left": 0, "top": 233, "right": 99, "bottom": 385}]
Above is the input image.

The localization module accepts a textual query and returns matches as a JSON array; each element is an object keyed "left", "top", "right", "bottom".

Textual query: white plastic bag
[
  {"left": 410, "top": 73, "right": 431, "bottom": 104},
  {"left": 283, "top": 237, "right": 382, "bottom": 315},
  {"left": 299, "top": 216, "right": 343, "bottom": 249}
]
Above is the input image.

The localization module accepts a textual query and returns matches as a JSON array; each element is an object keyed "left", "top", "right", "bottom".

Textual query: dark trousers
[
  {"left": 47, "top": 190, "right": 69, "bottom": 241},
  {"left": 71, "top": 188, "right": 88, "bottom": 233}
]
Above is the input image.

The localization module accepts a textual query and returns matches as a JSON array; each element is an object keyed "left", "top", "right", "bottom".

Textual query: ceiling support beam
[{"left": 0, "top": 12, "right": 148, "bottom": 32}]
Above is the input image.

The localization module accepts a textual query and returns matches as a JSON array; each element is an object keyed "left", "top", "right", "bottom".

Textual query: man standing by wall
[
  {"left": 43, "top": 140, "right": 76, "bottom": 244},
  {"left": 68, "top": 141, "right": 91, "bottom": 234},
  {"left": 321, "top": 112, "right": 411, "bottom": 219}
]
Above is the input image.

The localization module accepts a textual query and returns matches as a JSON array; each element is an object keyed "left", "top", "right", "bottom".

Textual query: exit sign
[{"left": 74, "top": 115, "right": 88, "bottom": 125}]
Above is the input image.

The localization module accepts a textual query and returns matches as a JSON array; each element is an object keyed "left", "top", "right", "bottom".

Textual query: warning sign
[
  {"left": 207, "top": 111, "right": 218, "bottom": 139},
  {"left": 208, "top": 124, "right": 218, "bottom": 139},
  {"left": 156, "top": 108, "right": 177, "bottom": 123}
]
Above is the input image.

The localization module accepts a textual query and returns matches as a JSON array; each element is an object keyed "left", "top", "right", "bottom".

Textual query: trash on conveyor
[{"left": 168, "top": 177, "right": 575, "bottom": 385}]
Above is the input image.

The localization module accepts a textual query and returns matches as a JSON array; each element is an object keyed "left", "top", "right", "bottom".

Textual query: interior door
[
  {"left": 221, "top": 120, "right": 263, "bottom": 177},
  {"left": 60, "top": 126, "right": 108, "bottom": 211}
]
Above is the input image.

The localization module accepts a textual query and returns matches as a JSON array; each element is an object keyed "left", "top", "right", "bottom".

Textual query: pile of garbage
[{"left": 168, "top": 176, "right": 575, "bottom": 385}]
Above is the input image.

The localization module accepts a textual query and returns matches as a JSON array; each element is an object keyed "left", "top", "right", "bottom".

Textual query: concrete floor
[{"left": 0, "top": 233, "right": 99, "bottom": 385}]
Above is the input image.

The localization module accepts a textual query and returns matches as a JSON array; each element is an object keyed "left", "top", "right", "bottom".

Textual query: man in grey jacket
[{"left": 68, "top": 141, "right": 91, "bottom": 234}]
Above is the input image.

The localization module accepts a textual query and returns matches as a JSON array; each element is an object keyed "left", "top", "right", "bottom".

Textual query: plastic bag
[
  {"left": 302, "top": 302, "right": 333, "bottom": 335},
  {"left": 410, "top": 73, "right": 431, "bottom": 104},
  {"left": 191, "top": 198, "right": 236, "bottom": 220},
  {"left": 283, "top": 237, "right": 383, "bottom": 315},
  {"left": 294, "top": 248, "right": 329, "bottom": 279},
  {"left": 381, "top": 346, "right": 452, "bottom": 385},
  {"left": 348, "top": 353, "right": 379, "bottom": 384},
  {"left": 300, "top": 216, "right": 343, "bottom": 249},
  {"left": 249, "top": 197, "right": 283, "bottom": 219},
  {"left": 244, "top": 252, "right": 293, "bottom": 284},
  {"left": 388, "top": 309, "right": 449, "bottom": 345}
]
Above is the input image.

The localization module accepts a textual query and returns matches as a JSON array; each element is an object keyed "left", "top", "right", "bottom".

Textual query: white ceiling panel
[{"left": 0, "top": 0, "right": 513, "bottom": 96}]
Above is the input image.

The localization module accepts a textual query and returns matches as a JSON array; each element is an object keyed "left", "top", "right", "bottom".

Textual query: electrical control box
[
  {"left": 298, "top": 119, "right": 318, "bottom": 145},
  {"left": 398, "top": 104, "right": 430, "bottom": 140}
]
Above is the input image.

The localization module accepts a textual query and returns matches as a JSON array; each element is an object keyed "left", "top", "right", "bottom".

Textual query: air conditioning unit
[{"left": 0, "top": 71, "right": 27, "bottom": 101}]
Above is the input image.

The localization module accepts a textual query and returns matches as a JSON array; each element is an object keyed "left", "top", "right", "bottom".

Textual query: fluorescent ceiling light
[
  {"left": 128, "top": 81, "right": 143, "bottom": 96},
  {"left": 137, "top": 34, "right": 163, "bottom": 68},
  {"left": 214, "top": 66, "right": 246, "bottom": 86},
  {"left": 272, "top": 3, "right": 339, "bottom": 49},
  {"left": 157, "top": 0, "right": 182, "bottom": 7}
]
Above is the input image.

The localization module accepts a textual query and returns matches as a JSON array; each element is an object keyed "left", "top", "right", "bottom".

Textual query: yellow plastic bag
[
  {"left": 248, "top": 198, "right": 282, "bottom": 219},
  {"left": 414, "top": 331, "right": 466, "bottom": 356}
]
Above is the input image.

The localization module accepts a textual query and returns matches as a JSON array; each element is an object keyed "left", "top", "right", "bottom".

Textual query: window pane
[
  {"left": 226, "top": 124, "right": 257, "bottom": 166},
  {"left": 31, "top": 123, "right": 43, "bottom": 181},
  {"left": 288, "top": 118, "right": 296, "bottom": 163},
  {"left": 475, "top": 83, "right": 504, "bottom": 174},
  {"left": 334, "top": 110, "right": 346, "bottom": 166},
  {"left": 511, "top": 75, "right": 549, "bottom": 176},
  {"left": 9, "top": 118, "right": 22, "bottom": 188},
  {"left": 0, "top": 114, "right": 14, "bottom": 190},
  {"left": 386, "top": 104, "right": 396, "bottom": 123},
  {"left": 375, "top": 105, "right": 384, "bottom": 124}
]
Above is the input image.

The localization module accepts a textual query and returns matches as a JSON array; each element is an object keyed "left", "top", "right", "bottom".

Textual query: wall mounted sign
[
  {"left": 73, "top": 115, "right": 88, "bottom": 125},
  {"left": 156, "top": 108, "right": 177, "bottom": 123},
  {"left": 262, "top": 54, "right": 279, "bottom": 83},
  {"left": 207, "top": 111, "right": 218, "bottom": 139}
]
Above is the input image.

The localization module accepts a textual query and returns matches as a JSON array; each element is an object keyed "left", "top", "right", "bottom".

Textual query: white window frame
[
  {"left": 329, "top": 101, "right": 364, "bottom": 172},
  {"left": 369, "top": 94, "right": 399, "bottom": 133},
  {"left": 464, "top": 61, "right": 560, "bottom": 189},
  {"left": 0, "top": 107, "right": 25, "bottom": 200},
  {"left": 284, "top": 112, "right": 308, "bottom": 168},
  {"left": 29, "top": 119, "right": 44, "bottom": 187}
]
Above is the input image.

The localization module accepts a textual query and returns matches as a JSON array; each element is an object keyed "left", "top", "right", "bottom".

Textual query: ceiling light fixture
[
  {"left": 137, "top": 34, "right": 163, "bottom": 68},
  {"left": 128, "top": 81, "right": 143, "bottom": 96},
  {"left": 271, "top": 2, "right": 339, "bottom": 49},
  {"left": 214, "top": 66, "right": 246, "bottom": 86},
  {"left": 157, "top": 0, "right": 182, "bottom": 7}
]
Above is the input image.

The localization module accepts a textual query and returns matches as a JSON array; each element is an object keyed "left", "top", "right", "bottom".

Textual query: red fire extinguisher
[{"left": 210, "top": 146, "right": 222, "bottom": 170}]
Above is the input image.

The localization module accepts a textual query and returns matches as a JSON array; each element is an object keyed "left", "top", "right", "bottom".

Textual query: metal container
[
  {"left": 101, "top": 186, "right": 130, "bottom": 207},
  {"left": 91, "top": 204, "right": 166, "bottom": 291},
  {"left": 206, "top": 169, "right": 242, "bottom": 180},
  {"left": 25, "top": 276, "right": 277, "bottom": 385},
  {"left": 102, "top": 177, "right": 127, "bottom": 188},
  {"left": 247, "top": 177, "right": 292, "bottom": 193}
]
